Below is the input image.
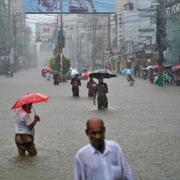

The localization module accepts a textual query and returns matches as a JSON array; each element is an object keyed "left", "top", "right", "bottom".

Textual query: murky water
[
  {"left": 1, "top": 69, "right": 180, "bottom": 179},
  {"left": 1, "top": 150, "right": 61, "bottom": 180}
]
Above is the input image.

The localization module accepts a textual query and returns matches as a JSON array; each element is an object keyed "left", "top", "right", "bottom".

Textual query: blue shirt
[{"left": 74, "top": 140, "right": 135, "bottom": 180}]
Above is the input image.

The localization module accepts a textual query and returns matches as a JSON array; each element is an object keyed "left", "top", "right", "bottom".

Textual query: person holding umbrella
[
  {"left": 15, "top": 103, "right": 40, "bottom": 156},
  {"left": 122, "top": 69, "right": 135, "bottom": 86},
  {"left": 52, "top": 70, "right": 60, "bottom": 85},
  {"left": 93, "top": 77, "right": 108, "bottom": 110},
  {"left": 127, "top": 75, "right": 135, "bottom": 86},
  {"left": 86, "top": 75, "right": 97, "bottom": 97},
  {"left": 90, "top": 69, "right": 116, "bottom": 110},
  {"left": 71, "top": 74, "right": 81, "bottom": 97},
  {"left": 12, "top": 92, "right": 48, "bottom": 156}
]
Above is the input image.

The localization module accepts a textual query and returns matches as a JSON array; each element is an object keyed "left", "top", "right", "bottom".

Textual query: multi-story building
[
  {"left": 64, "top": 14, "right": 110, "bottom": 70},
  {"left": 13, "top": 0, "right": 30, "bottom": 70},
  {"left": 0, "top": 0, "right": 10, "bottom": 55},
  {"left": 115, "top": 0, "right": 140, "bottom": 69},
  {"left": 35, "top": 22, "right": 55, "bottom": 67},
  {"left": 114, "top": 0, "right": 157, "bottom": 72},
  {"left": 0, "top": 0, "right": 35, "bottom": 72},
  {"left": 0, "top": 0, "right": 9, "bottom": 73},
  {"left": 165, "top": 0, "right": 180, "bottom": 65}
]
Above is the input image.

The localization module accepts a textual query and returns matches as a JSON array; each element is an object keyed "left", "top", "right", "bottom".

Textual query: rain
[{"left": 0, "top": 0, "right": 180, "bottom": 180}]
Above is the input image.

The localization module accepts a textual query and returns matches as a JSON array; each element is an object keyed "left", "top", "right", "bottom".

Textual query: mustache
[{"left": 91, "top": 140, "right": 104, "bottom": 147}]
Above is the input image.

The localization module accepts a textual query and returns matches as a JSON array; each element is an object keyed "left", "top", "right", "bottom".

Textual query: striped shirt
[{"left": 74, "top": 140, "right": 135, "bottom": 180}]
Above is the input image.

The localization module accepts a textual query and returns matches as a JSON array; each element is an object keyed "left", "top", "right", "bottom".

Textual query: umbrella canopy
[
  {"left": 141, "top": 67, "right": 147, "bottom": 71},
  {"left": 122, "top": 68, "right": 133, "bottom": 75},
  {"left": 71, "top": 69, "right": 79, "bottom": 76},
  {"left": 164, "top": 64, "right": 172, "bottom": 69},
  {"left": 145, "top": 65, "right": 158, "bottom": 71},
  {"left": 41, "top": 66, "right": 52, "bottom": 73},
  {"left": 11, "top": 92, "right": 49, "bottom": 109},
  {"left": 82, "top": 71, "right": 91, "bottom": 78},
  {"left": 90, "top": 69, "right": 117, "bottom": 79},
  {"left": 172, "top": 65, "right": 180, "bottom": 72}
]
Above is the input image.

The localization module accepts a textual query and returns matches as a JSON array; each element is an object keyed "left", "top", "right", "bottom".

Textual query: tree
[
  {"left": 49, "top": 55, "right": 71, "bottom": 74},
  {"left": 49, "top": 57, "right": 57, "bottom": 70},
  {"left": 62, "top": 55, "right": 71, "bottom": 74}
]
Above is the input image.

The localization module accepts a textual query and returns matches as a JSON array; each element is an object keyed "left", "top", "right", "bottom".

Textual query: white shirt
[
  {"left": 15, "top": 108, "right": 34, "bottom": 136},
  {"left": 74, "top": 140, "right": 135, "bottom": 180}
]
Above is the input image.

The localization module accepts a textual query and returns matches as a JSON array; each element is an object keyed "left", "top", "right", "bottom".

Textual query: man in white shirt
[
  {"left": 74, "top": 117, "right": 135, "bottom": 180},
  {"left": 15, "top": 103, "right": 40, "bottom": 156},
  {"left": 69, "top": 0, "right": 96, "bottom": 13}
]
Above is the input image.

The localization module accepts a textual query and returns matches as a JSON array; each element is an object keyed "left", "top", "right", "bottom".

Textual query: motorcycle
[
  {"left": 7, "top": 69, "right": 13, "bottom": 77},
  {"left": 127, "top": 75, "right": 135, "bottom": 86}
]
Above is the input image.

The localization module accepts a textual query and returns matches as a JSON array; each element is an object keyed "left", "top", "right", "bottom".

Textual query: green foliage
[
  {"left": 62, "top": 55, "right": 71, "bottom": 74},
  {"left": 49, "top": 57, "right": 57, "bottom": 70},
  {"left": 49, "top": 55, "right": 71, "bottom": 74}
]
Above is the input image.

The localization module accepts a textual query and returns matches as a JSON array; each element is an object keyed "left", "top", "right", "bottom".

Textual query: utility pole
[
  {"left": 8, "top": 0, "right": 11, "bottom": 30},
  {"left": 60, "top": 0, "right": 63, "bottom": 76},
  {"left": 56, "top": 0, "right": 65, "bottom": 80},
  {"left": 13, "top": 11, "right": 17, "bottom": 72},
  {"left": 156, "top": 0, "right": 166, "bottom": 85},
  {"left": 108, "top": 14, "right": 111, "bottom": 54},
  {"left": 101, "top": 26, "right": 105, "bottom": 69},
  {"left": 76, "top": 19, "right": 80, "bottom": 68},
  {"left": 108, "top": 14, "right": 112, "bottom": 70},
  {"left": 91, "top": 18, "right": 96, "bottom": 71}
]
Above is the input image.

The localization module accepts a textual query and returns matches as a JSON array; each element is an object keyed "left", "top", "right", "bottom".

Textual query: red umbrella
[
  {"left": 11, "top": 92, "right": 49, "bottom": 110},
  {"left": 82, "top": 71, "right": 91, "bottom": 79},
  {"left": 172, "top": 65, "right": 180, "bottom": 72},
  {"left": 41, "top": 66, "right": 52, "bottom": 73}
]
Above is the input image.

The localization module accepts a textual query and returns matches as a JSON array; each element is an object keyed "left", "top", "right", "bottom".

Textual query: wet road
[{"left": 0, "top": 68, "right": 180, "bottom": 180}]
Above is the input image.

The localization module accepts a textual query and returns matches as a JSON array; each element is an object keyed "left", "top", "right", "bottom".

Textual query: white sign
[{"left": 166, "top": 2, "right": 180, "bottom": 17}]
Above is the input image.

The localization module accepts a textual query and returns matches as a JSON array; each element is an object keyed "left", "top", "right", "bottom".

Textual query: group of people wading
[{"left": 71, "top": 74, "right": 108, "bottom": 110}]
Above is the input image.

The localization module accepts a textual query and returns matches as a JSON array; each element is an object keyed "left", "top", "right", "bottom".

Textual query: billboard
[
  {"left": 35, "top": 23, "right": 55, "bottom": 43},
  {"left": 25, "top": 0, "right": 116, "bottom": 13}
]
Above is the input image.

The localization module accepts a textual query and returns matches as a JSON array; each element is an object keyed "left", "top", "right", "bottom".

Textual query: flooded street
[
  {"left": 0, "top": 68, "right": 180, "bottom": 180},
  {"left": 1, "top": 0, "right": 180, "bottom": 179}
]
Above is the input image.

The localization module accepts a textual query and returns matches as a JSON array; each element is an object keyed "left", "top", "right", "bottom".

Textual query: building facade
[
  {"left": 165, "top": 0, "right": 180, "bottom": 65},
  {"left": 113, "top": 0, "right": 157, "bottom": 74},
  {"left": 0, "top": 0, "right": 36, "bottom": 73}
]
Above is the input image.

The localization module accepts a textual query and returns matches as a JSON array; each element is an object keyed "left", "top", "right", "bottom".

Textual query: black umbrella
[{"left": 90, "top": 69, "right": 117, "bottom": 79}]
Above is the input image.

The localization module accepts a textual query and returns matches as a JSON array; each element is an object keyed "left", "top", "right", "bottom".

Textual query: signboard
[
  {"left": 24, "top": 0, "right": 116, "bottom": 13},
  {"left": 35, "top": 23, "right": 55, "bottom": 43},
  {"left": 166, "top": 2, "right": 180, "bottom": 17}
]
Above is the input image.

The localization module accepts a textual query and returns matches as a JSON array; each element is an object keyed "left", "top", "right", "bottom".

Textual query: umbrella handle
[{"left": 32, "top": 105, "right": 36, "bottom": 115}]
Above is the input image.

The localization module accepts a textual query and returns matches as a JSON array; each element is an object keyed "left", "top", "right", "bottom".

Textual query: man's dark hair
[{"left": 22, "top": 103, "right": 32, "bottom": 110}]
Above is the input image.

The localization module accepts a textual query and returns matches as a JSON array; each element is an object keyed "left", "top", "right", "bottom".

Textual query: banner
[
  {"left": 25, "top": 0, "right": 115, "bottom": 13},
  {"left": 35, "top": 23, "right": 55, "bottom": 43}
]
